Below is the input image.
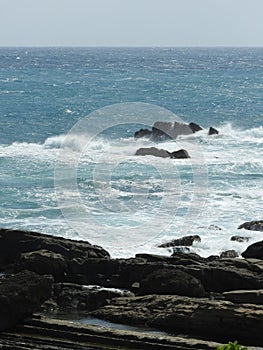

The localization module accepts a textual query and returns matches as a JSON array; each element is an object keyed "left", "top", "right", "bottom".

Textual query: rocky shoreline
[{"left": 1, "top": 225, "right": 263, "bottom": 349}]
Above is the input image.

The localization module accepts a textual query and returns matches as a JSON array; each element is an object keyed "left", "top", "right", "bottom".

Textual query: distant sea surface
[{"left": 0, "top": 47, "right": 262, "bottom": 257}]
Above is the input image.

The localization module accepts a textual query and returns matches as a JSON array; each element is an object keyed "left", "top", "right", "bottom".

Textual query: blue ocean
[{"left": 0, "top": 47, "right": 262, "bottom": 257}]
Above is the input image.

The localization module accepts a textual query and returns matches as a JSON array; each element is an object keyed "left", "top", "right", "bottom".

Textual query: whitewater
[{"left": 0, "top": 47, "right": 262, "bottom": 258}]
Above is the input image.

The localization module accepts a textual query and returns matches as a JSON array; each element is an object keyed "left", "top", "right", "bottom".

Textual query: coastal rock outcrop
[
  {"left": 134, "top": 121, "right": 203, "bottom": 141},
  {"left": 1, "top": 229, "right": 263, "bottom": 347},
  {"left": 135, "top": 147, "right": 170, "bottom": 158},
  {"left": 135, "top": 147, "right": 190, "bottom": 159},
  {"left": 134, "top": 121, "right": 220, "bottom": 141},
  {"left": 139, "top": 268, "right": 206, "bottom": 297},
  {"left": 238, "top": 220, "right": 263, "bottom": 232},
  {"left": 42, "top": 283, "right": 134, "bottom": 313},
  {"left": 158, "top": 235, "right": 201, "bottom": 248},
  {"left": 0, "top": 271, "right": 53, "bottom": 331},
  {"left": 134, "top": 128, "right": 151, "bottom": 139},
  {"left": 0, "top": 228, "right": 110, "bottom": 281},
  {"left": 169, "top": 149, "right": 190, "bottom": 159},
  {"left": 89, "top": 294, "right": 263, "bottom": 345}
]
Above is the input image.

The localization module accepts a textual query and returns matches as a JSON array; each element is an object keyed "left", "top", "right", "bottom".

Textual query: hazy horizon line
[{"left": 0, "top": 45, "right": 263, "bottom": 49}]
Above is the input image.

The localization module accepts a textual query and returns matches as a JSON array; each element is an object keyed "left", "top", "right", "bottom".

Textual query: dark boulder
[
  {"left": 139, "top": 268, "right": 205, "bottom": 297},
  {"left": 238, "top": 220, "right": 263, "bottom": 232},
  {"left": 0, "top": 228, "right": 110, "bottom": 274},
  {"left": 15, "top": 249, "right": 68, "bottom": 281},
  {"left": 158, "top": 235, "right": 201, "bottom": 248},
  {"left": 0, "top": 271, "right": 53, "bottom": 331},
  {"left": 134, "top": 128, "right": 152, "bottom": 139},
  {"left": 208, "top": 127, "right": 219, "bottom": 135},
  {"left": 169, "top": 149, "right": 190, "bottom": 159},
  {"left": 242, "top": 241, "right": 263, "bottom": 259}
]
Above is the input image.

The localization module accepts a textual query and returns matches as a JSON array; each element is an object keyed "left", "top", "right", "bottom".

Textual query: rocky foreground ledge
[{"left": 1, "top": 227, "right": 263, "bottom": 349}]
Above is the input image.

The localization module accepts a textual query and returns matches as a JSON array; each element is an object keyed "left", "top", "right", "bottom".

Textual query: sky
[{"left": 0, "top": 0, "right": 263, "bottom": 47}]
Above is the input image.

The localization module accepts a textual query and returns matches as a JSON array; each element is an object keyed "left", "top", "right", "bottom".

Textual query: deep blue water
[{"left": 0, "top": 47, "right": 262, "bottom": 257}]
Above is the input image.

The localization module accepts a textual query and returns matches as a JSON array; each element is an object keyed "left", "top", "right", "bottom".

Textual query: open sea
[{"left": 0, "top": 47, "right": 262, "bottom": 258}]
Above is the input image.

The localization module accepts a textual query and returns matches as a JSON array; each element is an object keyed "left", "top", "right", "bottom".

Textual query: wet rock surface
[
  {"left": 90, "top": 294, "right": 263, "bottom": 346},
  {"left": 1, "top": 228, "right": 263, "bottom": 348}
]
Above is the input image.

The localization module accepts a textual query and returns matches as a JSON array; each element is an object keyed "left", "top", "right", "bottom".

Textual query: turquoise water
[{"left": 0, "top": 47, "right": 262, "bottom": 257}]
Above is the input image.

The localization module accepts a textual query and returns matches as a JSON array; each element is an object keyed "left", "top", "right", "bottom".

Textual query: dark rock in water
[
  {"left": 152, "top": 121, "right": 174, "bottom": 140},
  {"left": 158, "top": 235, "right": 201, "bottom": 248},
  {"left": 0, "top": 271, "right": 53, "bottom": 331},
  {"left": 220, "top": 250, "right": 239, "bottom": 259},
  {"left": 231, "top": 235, "right": 250, "bottom": 243},
  {"left": 208, "top": 127, "right": 219, "bottom": 135},
  {"left": 189, "top": 122, "right": 203, "bottom": 133},
  {"left": 135, "top": 147, "right": 170, "bottom": 158},
  {"left": 208, "top": 224, "right": 222, "bottom": 231},
  {"left": 169, "top": 149, "right": 190, "bottom": 159},
  {"left": 152, "top": 121, "right": 200, "bottom": 141},
  {"left": 134, "top": 128, "right": 152, "bottom": 139},
  {"left": 238, "top": 220, "right": 263, "bottom": 232},
  {"left": 139, "top": 268, "right": 206, "bottom": 297},
  {"left": 135, "top": 147, "right": 190, "bottom": 159},
  {"left": 134, "top": 121, "right": 203, "bottom": 141},
  {"left": 42, "top": 282, "right": 134, "bottom": 313},
  {"left": 242, "top": 241, "right": 263, "bottom": 260}
]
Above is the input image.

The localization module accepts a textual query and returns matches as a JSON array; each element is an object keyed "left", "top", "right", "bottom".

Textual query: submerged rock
[
  {"left": 230, "top": 235, "right": 250, "bottom": 243},
  {"left": 0, "top": 271, "right": 53, "bottom": 331},
  {"left": 238, "top": 220, "right": 263, "bottom": 232}
]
